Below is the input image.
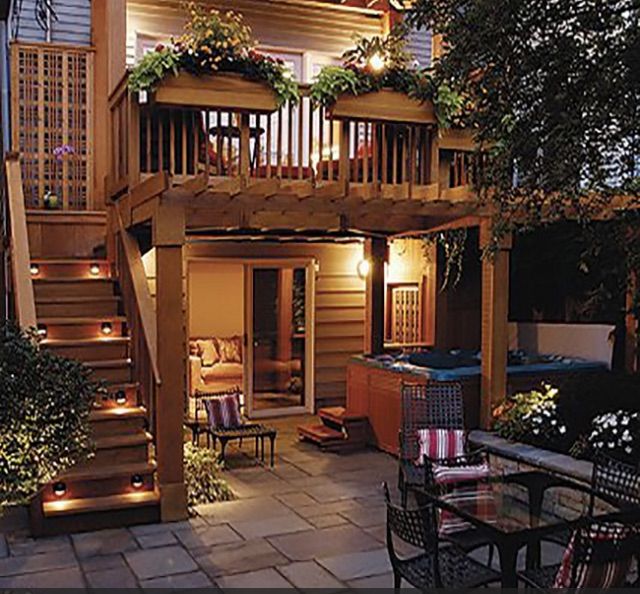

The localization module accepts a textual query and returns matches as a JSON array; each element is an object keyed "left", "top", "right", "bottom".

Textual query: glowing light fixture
[
  {"left": 37, "top": 324, "right": 48, "bottom": 338},
  {"left": 131, "top": 475, "right": 144, "bottom": 489},
  {"left": 89, "top": 263, "right": 100, "bottom": 276},
  {"left": 101, "top": 322, "right": 113, "bottom": 335},
  {"left": 357, "top": 259, "right": 371, "bottom": 279},
  {"left": 53, "top": 482, "right": 66, "bottom": 498},
  {"left": 30, "top": 264, "right": 40, "bottom": 276},
  {"left": 368, "top": 52, "right": 386, "bottom": 73},
  {"left": 115, "top": 390, "right": 127, "bottom": 406}
]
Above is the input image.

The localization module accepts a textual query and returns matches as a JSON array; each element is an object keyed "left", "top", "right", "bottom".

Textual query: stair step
[
  {"left": 90, "top": 406, "right": 147, "bottom": 437},
  {"left": 36, "top": 296, "right": 121, "bottom": 318},
  {"left": 30, "top": 259, "right": 110, "bottom": 279},
  {"left": 43, "top": 490, "right": 160, "bottom": 518},
  {"left": 38, "top": 317, "right": 127, "bottom": 340},
  {"left": 87, "top": 358, "right": 133, "bottom": 384},
  {"left": 298, "top": 423, "right": 345, "bottom": 444},
  {"left": 34, "top": 278, "right": 117, "bottom": 299},
  {"left": 81, "top": 430, "right": 152, "bottom": 467},
  {"left": 95, "top": 383, "right": 139, "bottom": 408},
  {"left": 42, "top": 337, "right": 130, "bottom": 361},
  {"left": 319, "top": 406, "right": 367, "bottom": 426}
]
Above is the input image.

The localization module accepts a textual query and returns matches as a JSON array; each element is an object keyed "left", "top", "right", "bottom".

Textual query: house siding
[
  {"left": 406, "top": 27, "right": 432, "bottom": 68},
  {"left": 11, "top": 0, "right": 91, "bottom": 46}
]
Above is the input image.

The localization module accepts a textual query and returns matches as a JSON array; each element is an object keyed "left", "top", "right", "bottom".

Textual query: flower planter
[
  {"left": 439, "top": 128, "right": 477, "bottom": 151},
  {"left": 329, "top": 89, "right": 437, "bottom": 125},
  {"left": 152, "top": 72, "right": 279, "bottom": 113}
]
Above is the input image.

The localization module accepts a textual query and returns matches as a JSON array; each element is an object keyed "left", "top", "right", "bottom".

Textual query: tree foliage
[
  {"left": 408, "top": 0, "right": 640, "bottom": 230},
  {"left": 0, "top": 324, "right": 97, "bottom": 508}
]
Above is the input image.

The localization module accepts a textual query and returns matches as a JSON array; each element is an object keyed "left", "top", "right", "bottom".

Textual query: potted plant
[
  {"left": 128, "top": 3, "right": 298, "bottom": 113},
  {"left": 310, "top": 26, "right": 461, "bottom": 127}
]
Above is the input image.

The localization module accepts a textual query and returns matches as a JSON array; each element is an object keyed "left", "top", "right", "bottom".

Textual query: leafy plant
[
  {"left": 129, "top": 2, "right": 298, "bottom": 107},
  {"left": 183, "top": 442, "right": 234, "bottom": 515},
  {"left": 579, "top": 410, "right": 640, "bottom": 465},
  {"left": 0, "top": 323, "right": 97, "bottom": 509},
  {"left": 420, "top": 228, "right": 468, "bottom": 290}
]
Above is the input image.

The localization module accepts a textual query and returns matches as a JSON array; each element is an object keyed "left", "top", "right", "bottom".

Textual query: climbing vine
[{"left": 420, "top": 228, "right": 468, "bottom": 291}]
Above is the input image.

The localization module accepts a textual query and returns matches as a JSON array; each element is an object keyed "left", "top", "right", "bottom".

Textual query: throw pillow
[
  {"left": 204, "top": 393, "right": 242, "bottom": 429},
  {"left": 217, "top": 336, "right": 242, "bottom": 363},
  {"left": 197, "top": 339, "right": 219, "bottom": 367},
  {"left": 417, "top": 428, "right": 465, "bottom": 461}
]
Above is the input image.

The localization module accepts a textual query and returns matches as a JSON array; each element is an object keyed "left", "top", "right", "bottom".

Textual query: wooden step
[
  {"left": 36, "top": 296, "right": 121, "bottom": 318},
  {"left": 42, "top": 337, "right": 130, "bottom": 361},
  {"left": 319, "top": 406, "right": 367, "bottom": 426},
  {"left": 87, "top": 358, "right": 133, "bottom": 384},
  {"left": 41, "top": 461, "right": 157, "bottom": 502},
  {"left": 90, "top": 406, "right": 147, "bottom": 437},
  {"left": 298, "top": 423, "right": 345, "bottom": 446},
  {"left": 38, "top": 317, "right": 127, "bottom": 340},
  {"left": 80, "top": 431, "right": 152, "bottom": 467},
  {"left": 43, "top": 490, "right": 160, "bottom": 517},
  {"left": 30, "top": 259, "right": 110, "bottom": 279},
  {"left": 95, "top": 383, "right": 139, "bottom": 409},
  {"left": 34, "top": 278, "right": 117, "bottom": 299}
]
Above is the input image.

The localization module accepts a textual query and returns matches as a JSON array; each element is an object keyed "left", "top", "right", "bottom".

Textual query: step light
[
  {"left": 30, "top": 263, "right": 40, "bottom": 276},
  {"left": 101, "top": 322, "right": 113, "bottom": 335},
  {"left": 89, "top": 263, "right": 101, "bottom": 276},
  {"left": 37, "top": 324, "right": 47, "bottom": 338},
  {"left": 53, "top": 482, "right": 66, "bottom": 498},
  {"left": 115, "top": 390, "right": 127, "bottom": 406},
  {"left": 131, "top": 475, "right": 144, "bottom": 489}
]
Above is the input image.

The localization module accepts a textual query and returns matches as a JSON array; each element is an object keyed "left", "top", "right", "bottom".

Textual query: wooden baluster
[
  {"left": 287, "top": 102, "right": 294, "bottom": 180},
  {"left": 158, "top": 109, "right": 165, "bottom": 173},
  {"left": 145, "top": 111, "right": 152, "bottom": 174},
  {"left": 338, "top": 120, "right": 350, "bottom": 194},
  {"left": 363, "top": 122, "right": 369, "bottom": 186},
  {"left": 227, "top": 112, "right": 234, "bottom": 176},
  {"left": 409, "top": 126, "right": 417, "bottom": 194},
  {"left": 239, "top": 112, "right": 250, "bottom": 187},
  {"left": 181, "top": 110, "right": 188, "bottom": 179},
  {"left": 317, "top": 107, "right": 324, "bottom": 182},
  {"left": 192, "top": 111, "right": 198, "bottom": 176},
  {"left": 297, "top": 100, "right": 304, "bottom": 179},
  {"left": 266, "top": 112, "right": 272, "bottom": 178},
  {"left": 372, "top": 122, "right": 378, "bottom": 187},
  {"left": 277, "top": 108, "right": 283, "bottom": 179},
  {"left": 328, "top": 115, "right": 334, "bottom": 182},
  {"left": 308, "top": 100, "right": 314, "bottom": 181},
  {"left": 382, "top": 124, "right": 388, "bottom": 185},
  {"left": 392, "top": 128, "right": 398, "bottom": 185},
  {"left": 351, "top": 122, "right": 358, "bottom": 183},
  {"left": 255, "top": 113, "right": 262, "bottom": 178},
  {"left": 402, "top": 126, "right": 409, "bottom": 187}
]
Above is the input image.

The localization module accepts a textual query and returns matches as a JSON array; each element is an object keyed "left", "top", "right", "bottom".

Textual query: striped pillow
[
  {"left": 417, "top": 428, "right": 465, "bottom": 461},
  {"left": 204, "top": 394, "right": 242, "bottom": 429},
  {"left": 553, "top": 523, "right": 634, "bottom": 588},
  {"left": 439, "top": 483, "right": 497, "bottom": 536},
  {"left": 432, "top": 461, "right": 491, "bottom": 486}
]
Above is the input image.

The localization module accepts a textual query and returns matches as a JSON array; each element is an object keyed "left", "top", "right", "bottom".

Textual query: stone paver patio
[{"left": 0, "top": 417, "right": 563, "bottom": 589}]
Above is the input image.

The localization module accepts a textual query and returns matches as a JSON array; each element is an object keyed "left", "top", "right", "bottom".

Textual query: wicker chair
[
  {"left": 519, "top": 518, "right": 640, "bottom": 589},
  {"left": 383, "top": 482, "right": 500, "bottom": 589}
]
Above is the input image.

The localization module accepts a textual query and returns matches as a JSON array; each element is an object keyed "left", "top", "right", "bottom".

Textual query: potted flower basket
[
  {"left": 152, "top": 71, "right": 279, "bottom": 114},
  {"left": 329, "top": 89, "right": 437, "bottom": 125}
]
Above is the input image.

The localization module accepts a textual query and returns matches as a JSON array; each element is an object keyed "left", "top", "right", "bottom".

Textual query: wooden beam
[
  {"left": 364, "top": 237, "right": 387, "bottom": 355},
  {"left": 479, "top": 219, "right": 512, "bottom": 429},
  {"left": 153, "top": 200, "right": 187, "bottom": 522},
  {"left": 130, "top": 172, "right": 170, "bottom": 210},
  {"left": 395, "top": 215, "right": 483, "bottom": 237}
]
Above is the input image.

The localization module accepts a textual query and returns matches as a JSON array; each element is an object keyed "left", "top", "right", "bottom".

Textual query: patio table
[{"left": 412, "top": 470, "right": 622, "bottom": 587}]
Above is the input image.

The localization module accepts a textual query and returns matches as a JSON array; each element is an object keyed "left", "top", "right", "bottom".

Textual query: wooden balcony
[{"left": 108, "top": 73, "right": 483, "bottom": 234}]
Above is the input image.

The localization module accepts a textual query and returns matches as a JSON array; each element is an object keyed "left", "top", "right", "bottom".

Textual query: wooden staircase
[
  {"left": 297, "top": 407, "right": 369, "bottom": 452},
  {"left": 30, "top": 258, "right": 160, "bottom": 535}
]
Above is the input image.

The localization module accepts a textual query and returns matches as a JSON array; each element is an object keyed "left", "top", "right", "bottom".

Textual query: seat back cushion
[
  {"left": 217, "top": 336, "right": 243, "bottom": 363},
  {"left": 204, "top": 393, "right": 242, "bottom": 429},
  {"left": 417, "top": 428, "right": 465, "bottom": 461},
  {"left": 196, "top": 339, "right": 220, "bottom": 366}
]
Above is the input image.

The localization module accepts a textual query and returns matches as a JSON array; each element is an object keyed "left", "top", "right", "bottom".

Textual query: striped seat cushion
[
  {"left": 432, "top": 461, "right": 491, "bottom": 486},
  {"left": 439, "top": 483, "right": 497, "bottom": 536},
  {"left": 204, "top": 394, "right": 242, "bottom": 429},
  {"left": 417, "top": 428, "right": 465, "bottom": 461},
  {"left": 553, "top": 523, "right": 634, "bottom": 588}
]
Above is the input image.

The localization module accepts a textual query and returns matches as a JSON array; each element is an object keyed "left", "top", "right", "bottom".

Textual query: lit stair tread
[
  {"left": 36, "top": 295, "right": 120, "bottom": 303},
  {"left": 95, "top": 431, "right": 152, "bottom": 450},
  {"left": 318, "top": 406, "right": 367, "bottom": 424},
  {"left": 38, "top": 316, "right": 126, "bottom": 325},
  {"left": 58, "top": 460, "right": 157, "bottom": 482},
  {"left": 33, "top": 277, "right": 114, "bottom": 283},
  {"left": 90, "top": 406, "right": 146, "bottom": 422},
  {"left": 86, "top": 358, "right": 132, "bottom": 368},
  {"left": 31, "top": 258, "right": 109, "bottom": 264},
  {"left": 42, "top": 337, "right": 130, "bottom": 347},
  {"left": 298, "top": 424, "right": 345, "bottom": 443},
  {"left": 43, "top": 490, "right": 160, "bottom": 517}
]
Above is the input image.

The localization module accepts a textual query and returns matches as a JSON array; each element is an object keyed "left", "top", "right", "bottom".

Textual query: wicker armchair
[
  {"left": 519, "top": 518, "right": 640, "bottom": 589},
  {"left": 383, "top": 482, "right": 500, "bottom": 589}
]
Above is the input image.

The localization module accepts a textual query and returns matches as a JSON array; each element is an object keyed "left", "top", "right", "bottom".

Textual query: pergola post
[
  {"left": 153, "top": 200, "right": 188, "bottom": 522},
  {"left": 364, "top": 237, "right": 387, "bottom": 355},
  {"left": 479, "top": 220, "right": 512, "bottom": 429},
  {"left": 625, "top": 269, "right": 638, "bottom": 373}
]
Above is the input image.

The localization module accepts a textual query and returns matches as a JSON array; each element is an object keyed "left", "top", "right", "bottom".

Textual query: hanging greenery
[
  {"left": 128, "top": 2, "right": 298, "bottom": 107},
  {"left": 309, "top": 26, "right": 463, "bottom": 128},
  {"left": 420, "top": 227, "right": 468, "bottom": 291}
]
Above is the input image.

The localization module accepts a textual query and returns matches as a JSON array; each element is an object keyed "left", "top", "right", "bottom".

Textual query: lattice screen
[
  {"left": 390, "top": 285, "right": 422, "bottom": 344},
  {"left": 11, "top": 43, "right": 94, "bottom": 209}
]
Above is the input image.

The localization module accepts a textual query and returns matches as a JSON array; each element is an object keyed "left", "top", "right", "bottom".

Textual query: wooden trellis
[{"left": 11, "top": 42, "right": 94, "bottom": 210}]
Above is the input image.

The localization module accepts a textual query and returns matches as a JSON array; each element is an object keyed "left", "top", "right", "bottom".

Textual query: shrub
[
  {"left": 576, "top": 410, "right": 640, "bottom": 464},
  {"left": 183, "top": 443, "right": 234, "bottom": 515},
  {"left": 0, "top": 323, "right": 97, "bottom": 508}
]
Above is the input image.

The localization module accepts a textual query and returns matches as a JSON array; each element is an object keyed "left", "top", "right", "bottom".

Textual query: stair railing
[
  {"left": 4, "top": 153, "right": 36, "bottom": 329},
  {"left": 114, "top": 211, "right": 161, "bottom": 430}
]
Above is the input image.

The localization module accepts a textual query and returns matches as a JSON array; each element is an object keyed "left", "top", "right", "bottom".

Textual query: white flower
[
  {"left": 625, "top": 447, "right": 633, "bottom": 454},
  {"left": 559, "top": 426, "right": 567, "bottom": 434},
  {"left": 533, "top": 429, "right": 540, "bottom": 435},
  {"left": 608, "top": 442, "right": 615, "bottom": 448},
  {"left": 551, "top": 419, "right": 557, "bottom": 426}
]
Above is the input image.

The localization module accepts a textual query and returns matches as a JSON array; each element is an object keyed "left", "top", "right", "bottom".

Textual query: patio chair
[
  {"left": 383, "top": 482, "right": 501, "bottom": 589},
  {"left": 518, "top": 518, "right": 640, "bottom": 589},
  {"left": 202, "top": 387, "right": 277, "bottom": 466}
]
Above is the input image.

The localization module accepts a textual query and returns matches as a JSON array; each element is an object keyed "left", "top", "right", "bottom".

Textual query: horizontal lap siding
[{"left": 13, "top": 0, "right": 91, "bottom": 46}]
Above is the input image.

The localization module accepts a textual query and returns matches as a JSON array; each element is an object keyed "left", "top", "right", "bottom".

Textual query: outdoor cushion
[
  {"left": 417, "top": 428, "right": 465, "bottom": 460},
  {"left": 204, "top": 393, "right": 242, "bottom": 429},
  {"left": 439, "top": 484, "right": 497, "bottom": 536},
  {"left": 553, "top": 522, "right": 634, "bottom": 588},
  {"left": 202, "top": 362, "right": 243, "bottom": 381},
  {"left": 197, "top": 339, "right": 220, "bottom": 366},
  {"left": 217, "top": 336, "right": 242, "bottom": 363},
  {"left": 432, "top": 461, "right": 491, "bottom": 486}
]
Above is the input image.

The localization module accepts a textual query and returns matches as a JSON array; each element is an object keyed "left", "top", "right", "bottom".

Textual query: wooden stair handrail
[
  {"left": 115, "top": 211, "right": 161, "bottom": 386},
  {"left": 5, "top": 153, "right": 37, "bottom": 329}
]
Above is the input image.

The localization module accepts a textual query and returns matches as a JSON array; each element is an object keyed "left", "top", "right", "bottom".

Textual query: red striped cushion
[
  {"left": 553, "top": 523, "right": 634, "bottom": 588},
  {"left": 432, "top": 461, "right": 491, "bottom": 486},
  {"left": 439, "top": 483, "right": 497, "bottom": 536},
  {"left": 417, "top": 428, "right": 465, "bottom": 461},
  {"left": 204, "top": 394, "right": 242, "bottom": 429}
]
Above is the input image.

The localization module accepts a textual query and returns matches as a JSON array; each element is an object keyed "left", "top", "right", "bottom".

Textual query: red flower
[{"left": 155, "top": 43, "right": 165, "bottom": 52}]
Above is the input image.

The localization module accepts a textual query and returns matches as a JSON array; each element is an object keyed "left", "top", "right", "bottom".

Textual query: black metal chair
[
  {"left": 519, "top": 518, "right": 640, "bottom": 589},
  {"left": 383, "top": 482, "right": 501, "bottom": 589}
]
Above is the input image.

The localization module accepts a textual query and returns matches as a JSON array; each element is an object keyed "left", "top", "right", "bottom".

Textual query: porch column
[
  {"left": 479, "top": 220, "right": 512, "bottom": 429},
  {"left": 364, "top": 237, "right": 386, "bottom": 355},
  {"left": 153, "top": 200, "right": 187, "bottom": 522},
  {"left": 625, "top": 270, "right": 638, "bottom": 373}
]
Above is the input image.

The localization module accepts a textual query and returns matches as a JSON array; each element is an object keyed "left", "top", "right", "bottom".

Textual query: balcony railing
[{"left": 108, "top": 73, "right": 477, "bottom": 204}]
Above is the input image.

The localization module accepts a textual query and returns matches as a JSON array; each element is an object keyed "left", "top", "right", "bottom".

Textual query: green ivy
[
  {"left": 128, "top": 46, "right": 180, "bottom": 94},
  {"left": 0, "top": 323, "right": 97, "bottom": 509},
  {"left": 183, "top": 443, "right": 234, "bottom": 516}
]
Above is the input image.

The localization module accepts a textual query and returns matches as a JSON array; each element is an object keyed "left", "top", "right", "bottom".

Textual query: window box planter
[
  {"left": 150, "top": 72, "right": 279, "bottom": 113},
  {"left": 439, "top": 128, "right": 477, "bottom": 151},
  {"left": 329, "top": 89, "right": 437, "bottom": 125}
]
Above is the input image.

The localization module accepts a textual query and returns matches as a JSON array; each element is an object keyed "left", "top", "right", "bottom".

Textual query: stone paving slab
[
  {"left": 318, "top": 548, "right": 391, "bottom": 581},
  {"left": 278, "top": 560, "right": 346, "bottom": 591},
  {"left": 230, "top": 512, "right": 314, "bottom": 540},
  {"left": 215, "top": 567, "right": 293, "bottom": 589},
  {"left": 173, "top": 524, "right": 242, "bottom": 551},
  {"left": 140, "top": 570, "right": 215, "bottom": 590},
  {"left": 195, "top": 538, "right": 288, "bottom": 577},
  {"left": 198, "top": 496, "right": 292, "bottom": 524},
  {"left": 85, "top": 565, "right": 138, "bottom": 588},
  {"left": 8, "top": 534, "right": 72, "bottom": 557},
  {"left": 136, "top": 530, "right": 178, "bottom": 549},
  {"left": 275, "top": 491, "right": 318, "bottom": 509},
  {"left": 307, "top": 514, "right": 350, "bottom": 529},
  {"left": 125, "top": 545, "right": 198, "bottom": 580},
  {"left": 79, "top": 553, "right": 128, "bottom": 573},
  {"left": 72, "top": 528, "right": 138, "bottom": 558},
  {"left": 0, "top": 550, "right": 78, "bottom": 577},
  {"left": 0, "top": 536, "right": 7, "bottom": 559},
  {"left": 0, "top": 567, "right": 85, "bottom": 588},
  {"left": 267, "top": 524, "right": 381, "bottom": 562}
]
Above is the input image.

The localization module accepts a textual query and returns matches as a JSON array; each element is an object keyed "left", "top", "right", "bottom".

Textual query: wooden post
[
  {"left": 625, "top": 270, "right": 638, "bottom": 373},
  {"left": 239, "top": 112, "right": 250, "bottom": 189},
  {"left": 479, "top": 220, "right": 512, "bottom": 429},
  {"left": 364, "top": 237, "right": 386, "bottom": 355},
  {"left": 153, "top": 199, "right": 187, "bottom": 522},
  {"left": 338, "top": 121, "right": 350, "bottom": 196}
]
